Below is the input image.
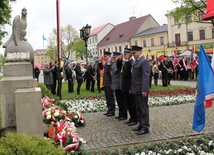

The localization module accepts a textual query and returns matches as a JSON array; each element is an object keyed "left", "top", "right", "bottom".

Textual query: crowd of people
[
  {"left": 149, "top": 55, "right": 198, "bottom": 87},
  {"left": 42, "top": 60, "right": 100, "bottom": 96}
]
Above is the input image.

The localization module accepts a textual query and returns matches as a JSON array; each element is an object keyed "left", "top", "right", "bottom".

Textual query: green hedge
[{"left": 0, "top": 132, "right": 66, "bottom": 155}]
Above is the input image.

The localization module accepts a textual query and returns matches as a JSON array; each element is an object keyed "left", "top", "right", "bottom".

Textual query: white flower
[
  {"left": 74, "top": 115, "right": 78, "bottom": 119},
  {"left": 54, "top": 112, "right": 59, "bottom": 117},
  {"left": 46, "top": 115, "right": 51, "bottom": 120}
]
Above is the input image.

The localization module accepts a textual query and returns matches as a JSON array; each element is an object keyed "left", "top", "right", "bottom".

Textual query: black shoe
[
  {"left": 128, "top": 122, "right": 138, "bottom": 126},
  {"left": 115, "top": 116, "right": 120, "bottom": 119},
  {"left": 124, "top": 120, "right": 131, "bottom": 124},
  {"left": 118, "top": 117, "right": 127, "bottom": 121},
  {"left": 136, "top": 129, "right": 149, "bottom": 135},
  {"left": 132, "top": 126, "right": 142, "bottom": 131},
  {"left": 107, "top": 113, "right": 115, "bottom": 117},
  {"left": 103, "top": 112, "right": 109, "bottom": 115}
]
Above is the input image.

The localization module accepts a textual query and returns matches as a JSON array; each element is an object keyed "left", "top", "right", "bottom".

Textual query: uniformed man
[
  {"left": 99, "top": 51, "right": 115, "bottom": 116},
  {"left": 130, "top": 45, "right": 151, "bottom": 135},
  {"left": 120, "top": 48, "right": 137, "bottom": 125},
  {"left": 111, "top": 51, "right": 125, "bottom": 120}
]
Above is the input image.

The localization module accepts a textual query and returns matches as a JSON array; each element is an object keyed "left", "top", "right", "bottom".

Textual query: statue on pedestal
[{"left": 3, "top": 8, "right": 33, "bottom": 63}]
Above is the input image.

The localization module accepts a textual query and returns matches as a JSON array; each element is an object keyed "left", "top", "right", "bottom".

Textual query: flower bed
[{"left": 63, "top": 95, "right": 195, "bottom": 113}]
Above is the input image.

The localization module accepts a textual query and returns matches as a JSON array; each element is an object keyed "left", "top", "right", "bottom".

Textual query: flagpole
[{"left": 56, "top": 0, "right": 61, "bottom": 100}]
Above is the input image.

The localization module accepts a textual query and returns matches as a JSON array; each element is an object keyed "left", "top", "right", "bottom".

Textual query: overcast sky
[{"left": 0, "top": 0, "right": 179, "bottom": 54}]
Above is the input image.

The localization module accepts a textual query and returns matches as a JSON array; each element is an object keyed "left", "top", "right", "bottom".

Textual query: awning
[{"left": 203, "top": 0, "right": 214, "bottom": 20}]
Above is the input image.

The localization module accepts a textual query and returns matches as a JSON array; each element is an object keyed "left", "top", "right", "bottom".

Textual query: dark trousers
[
  {"left": 168, "top": 73, "right": 173, "bottom": 84},
  {"left": 104, "top": 86, "right": 115, "bottom": 114},
  {"left": 77, "top": 79, "right": 83, "bottom": 95},
  {"left": 86, "top": 79, "right": 91, "bottom": 90},
  {"left": 68, "top": 80, "right": 74, "bottom": 92},
  {"left": 57, "top": 79, "right": 62, "bottom": 96},
  {"left": 115, "top": 89, "right": 126, "bottom": 118},
  {"left": 91, "top": 80, "right": 95, "bottom": 92},
  {"left": 162, "top": 72, "right": 168, "bottom": 87},
  {"left": 122, "top": 91, "right": 137, "bottom": 122},
  {"left": 134, "top": 94, "right": 149, "bottom": 129},
  {"left": 51, "top": 78, "right": 57, "bottom": 94},
  {"left": 46, "top": 84, "right": 52, "bottom": 91},
  {"left": 97, "top": 79, "right": 101, "bottom": 93}
]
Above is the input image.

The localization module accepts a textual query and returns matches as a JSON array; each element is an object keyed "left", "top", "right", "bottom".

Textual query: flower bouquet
[
  {"left": 67, "top": 111, "right": 86, "bottom": 127},
  {"left": 48, "top": 119, "right": 83, "bottom": 154},
  {"left": 43, "top": 105, "right": 66, "bottom": 124}
]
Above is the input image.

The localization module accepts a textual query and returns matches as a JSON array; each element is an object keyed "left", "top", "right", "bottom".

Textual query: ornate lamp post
[{"left": 80, "top": 24, "right": 91, "bottom": 63}]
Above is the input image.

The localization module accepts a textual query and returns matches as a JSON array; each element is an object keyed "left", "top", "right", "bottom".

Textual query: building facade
[
  {"left": 166, "top": 10, "right": 214, "bottom": 54},
  {"left": 87, "top": 23, "right": 114, "bottom": 61},
  {"left": 34, "top": 49, "right": 52, "bottom": 69},
  {"left": 98, "top": 15, "right": 160, "bottom": 55}
]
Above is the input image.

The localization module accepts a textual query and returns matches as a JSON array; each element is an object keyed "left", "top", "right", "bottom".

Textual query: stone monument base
[{"left": 15, "top": 88, "right": 43, "bottom": 136}]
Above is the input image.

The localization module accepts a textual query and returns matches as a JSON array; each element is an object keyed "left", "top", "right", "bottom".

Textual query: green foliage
[
  {"left": 0, "top": 0, "right": 13, "bottom": 45},
  {"left": 38, "top": 83, "right": 55, "bottom": 99},
  {"left": 0, "top": 132, "right": 66, "bottom": 155},
  {"left": 0, "top": 54, "right": 6, "bottom": 65},
  {"left": 170, "top": 0, "right": 214, "bottom": 26},
  {"left": 71, "top": 39, "right": 86, "bottom": 60}
]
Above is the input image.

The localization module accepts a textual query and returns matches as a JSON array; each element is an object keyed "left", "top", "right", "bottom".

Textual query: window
[
  {"left": 175, "top": 34, "right": 181, "bottom": 46},
  {"left": 188, "top": 31, "right": 193, "bottom": 41},
  {"left": 108, "top": 48, "right": 110, "bottom": 51},
  {"left": 174, "top": 19, "right": 178, "bottom": 25},
  {"left": 134, "top": 41, "right": 138, "bottom": 46},
  {"left": 187, "top": 14, "right": 192, "bottom": 22},
  {"left": 199, "top": 30, "right": 205, "bottom": 40},
  {"left": 143, "top": 40, "right": 146, "bottom": 47},
  {"left": 151, "top": 38, "right": 154, "bottom": 46},
  {"left": 198, "top": 11, "right": 204, "bottom": 21},
  {"left": 212, "top": 28, "right": 214, "bottom": 38},
  {"left": 119, "top": 46, "right": 121, "bottom": 52},
  {"left": 115, "top": 46, "right": 117, "bottom": 51},
  {"left": 160, "top": 37, "right": 164, "bottom": 45}
]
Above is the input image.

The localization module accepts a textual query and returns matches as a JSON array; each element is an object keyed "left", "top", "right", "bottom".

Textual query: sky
[{"left": 0, "top": 0, "right": 179, "bottom": 54}]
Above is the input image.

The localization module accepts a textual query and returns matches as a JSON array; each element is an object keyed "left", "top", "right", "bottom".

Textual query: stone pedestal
[
  {"left": 15, "top": 88, "right": 43, "bottom": 136},
  {"left": 0, "top": 62, "right": 37, "bottom": 128}
]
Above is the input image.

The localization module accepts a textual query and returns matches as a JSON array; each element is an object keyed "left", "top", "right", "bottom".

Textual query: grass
[
  {"left": 0, "top": 76, "right": 2, "bottom": 80},
  {"left": 45, "top": 81, "right": 190, "bottom": 99}
]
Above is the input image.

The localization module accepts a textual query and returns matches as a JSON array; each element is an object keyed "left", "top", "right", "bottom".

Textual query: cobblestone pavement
[{"left": 77, "top": 80, "right": 214, "bottom": 151}]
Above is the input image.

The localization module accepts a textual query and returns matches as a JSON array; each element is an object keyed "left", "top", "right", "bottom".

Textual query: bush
[
  {"left": 38, "top": 83, "right": 55, "bottom": 99},
  {"left": 0, "top": 132, "right": 66, "bottom": 155}
]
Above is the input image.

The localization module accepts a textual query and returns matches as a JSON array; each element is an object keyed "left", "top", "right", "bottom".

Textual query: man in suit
[
  {"left": 99, "top": 51, "right": 115, "bottom": 116},
  {"left": 111, "top": 51, "right": 125, "bottom": 120},
  {"left": 130, "top": 45, "right": 151, "bottom": 135},
  {"left": 120, "top": 48, "right": 137, "bottom": 125}
]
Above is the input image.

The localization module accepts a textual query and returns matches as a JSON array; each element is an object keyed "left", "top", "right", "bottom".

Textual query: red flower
[
  {"left": 48, "top": 127, "right": 55, "bottom": 138},
  {"left": 54, "top": 136, "right": 59, "bottom": 142}
]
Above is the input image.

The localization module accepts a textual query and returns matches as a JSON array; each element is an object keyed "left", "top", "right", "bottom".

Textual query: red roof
[
  {"left": 98, "top": 15, "right": 150, "bottom": 46},
  {"left": 90, "top": 23, "right": 111, "bottom": 36},
  {"left": 34, "top": 49, "right": 46, "bottom": 56}
]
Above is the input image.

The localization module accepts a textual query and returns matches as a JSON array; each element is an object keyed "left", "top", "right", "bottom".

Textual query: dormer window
[{"left": 119, "top": 34, "right": 124, "bottom": 38}]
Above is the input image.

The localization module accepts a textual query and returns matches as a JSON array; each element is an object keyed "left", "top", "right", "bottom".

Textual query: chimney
[{"left": 129, "top": 16, "right": 136, "bottom": 21}]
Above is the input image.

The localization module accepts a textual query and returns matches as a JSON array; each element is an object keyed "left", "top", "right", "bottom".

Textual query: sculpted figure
[
  {"left": 3, "top": 8, "right": 34, "bottom": 63},
  {"left": 3, "top": 8, "right": 27, "bottom": 48}
]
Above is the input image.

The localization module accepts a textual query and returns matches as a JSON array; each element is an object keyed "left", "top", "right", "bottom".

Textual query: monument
[{"left": 0, "top": 8, "right": 43, "bottom": 136}]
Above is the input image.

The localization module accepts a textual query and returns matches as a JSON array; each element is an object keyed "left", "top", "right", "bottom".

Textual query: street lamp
[{"left": 80, "top": 24, "right": 91, "bottom": 63}]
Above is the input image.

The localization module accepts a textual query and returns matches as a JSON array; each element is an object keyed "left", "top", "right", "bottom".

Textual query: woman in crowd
[{"left": 74, "top": 62, "right": 86, "bottom": 95}]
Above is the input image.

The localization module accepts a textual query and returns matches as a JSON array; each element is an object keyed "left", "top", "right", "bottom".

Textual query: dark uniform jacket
[
  {"left": 75, "top": 66, "right": 84, "bottom": 80},
  {"left": 111, "top": 61, "right": 120, "bottom": 90},
  {"left": 131, "top": 56, "right": 151, "bottom": 94},
  {"left": 120, "top": 59, "right": 133, "bottom": 91},
  {"left": 99, "top": 61, "right": 112, "bottom": 87},
  {"left": 65, "top": 66, "right": 73, "bottom": 82}
]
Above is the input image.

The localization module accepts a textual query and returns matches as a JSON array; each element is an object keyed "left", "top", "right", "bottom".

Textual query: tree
[
  {"left": 171, "top": 0, "right": 214, "bottom": 26},
  {"left": 71, "top": 39, "right": 87, "bottom": 60},
  {"left": 46, "top": 25, "right": 81, "bottom": 61},
  {"left": 0, "top": 0, "right": 14, "bottom": 45}
]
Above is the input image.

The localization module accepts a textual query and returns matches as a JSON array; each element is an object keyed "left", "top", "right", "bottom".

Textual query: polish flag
[{"left": 205, "top": 50, "right": 214, "bottom": 108}]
